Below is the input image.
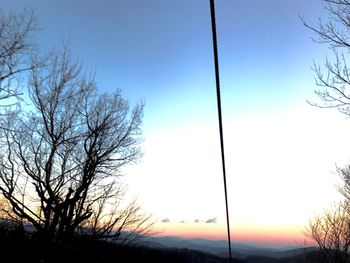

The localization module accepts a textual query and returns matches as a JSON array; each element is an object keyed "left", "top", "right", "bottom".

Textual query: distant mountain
[
  {"left": 0, "top": 220, "right": 316, "bottom": 263},
  {"left": 144, "top": 236, "right": 315, "bottom": 260}
]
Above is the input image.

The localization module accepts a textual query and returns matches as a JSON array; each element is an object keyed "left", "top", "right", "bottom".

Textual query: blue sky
[{"left": 2, "top": 0, "right": 349, "bottom": 244}]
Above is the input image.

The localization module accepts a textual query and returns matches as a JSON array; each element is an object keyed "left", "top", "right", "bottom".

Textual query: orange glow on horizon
[{"left": 155, "top": 222, "right": 311, "bottom": 247}]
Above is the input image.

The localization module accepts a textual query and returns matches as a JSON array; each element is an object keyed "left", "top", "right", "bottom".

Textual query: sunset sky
[{"left": 2, "top": 0, "right": 350, "bottom": 246}]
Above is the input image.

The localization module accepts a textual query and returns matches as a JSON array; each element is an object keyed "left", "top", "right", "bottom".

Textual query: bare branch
[
  {"left": 0, "top": 46, "right": 149, "bottom": 241},
  {"left": 0, "top": 10, "right": 39, "bottom": 111}
]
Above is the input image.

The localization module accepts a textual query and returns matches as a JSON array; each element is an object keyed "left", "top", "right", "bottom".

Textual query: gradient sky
[{"left": 2, "top": 0, "right": 350, "bottom": 246}]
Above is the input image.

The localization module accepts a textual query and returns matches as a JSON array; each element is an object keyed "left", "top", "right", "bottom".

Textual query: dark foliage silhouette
[
  {"left": 0, "top": 219, "right": 323, "bottom": 263},
  {"left": 0, "top": 219, "right": 238, "bottom": 263}
]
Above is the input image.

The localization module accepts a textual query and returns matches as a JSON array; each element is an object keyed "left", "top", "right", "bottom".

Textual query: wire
[{"left": 209, "top": 0, "right": 232, "bottom": 262}]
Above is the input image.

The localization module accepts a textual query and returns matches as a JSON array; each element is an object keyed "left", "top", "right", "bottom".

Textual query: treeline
[
  {"left": 0, "top": 219, "right": 237, "bottom": 263},
  {"left": 0, "top": 219, "right": 324, "bottom": 263}
]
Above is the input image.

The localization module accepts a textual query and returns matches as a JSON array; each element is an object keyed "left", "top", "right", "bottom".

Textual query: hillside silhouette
[
  {"left": 0, "top": 220, "right": 320, "bottom": 263},
  {"left": 0, "top": 221, "right": 236, "bottom": 263}
]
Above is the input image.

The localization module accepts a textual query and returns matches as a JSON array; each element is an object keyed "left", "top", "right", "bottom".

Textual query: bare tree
[
  {"left": 302, "top": 0, "right": 350, "bottom": 115},
  {"left": 304, "top": 165, "right": 350, "bottom": 263},
  {"left": 0, "top": 48, "right": 150, "bottom": 241},
  {"left": 304, "top": 164, "right": 350, "bottom": 263},
  {"left": 79, "top": 184, "right": 154, "bottom": 245},
  {"left": 305, "top": 201, "right": 350, "bottom": 263},
  {"left": 302, "top": 2, "right": 350, "bottom": 261},
  {"left": 0, "top": 10, "right": 38, "bottom": 108}
]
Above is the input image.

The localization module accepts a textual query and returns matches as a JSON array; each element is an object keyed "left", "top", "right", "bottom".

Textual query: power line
[{"left": 209, "top": 0, "right": 232, "bottom": 262}]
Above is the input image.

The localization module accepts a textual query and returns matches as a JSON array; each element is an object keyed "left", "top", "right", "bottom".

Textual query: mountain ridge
[{"left": 144, "top": 235, "right": 315, "bottom": 259}]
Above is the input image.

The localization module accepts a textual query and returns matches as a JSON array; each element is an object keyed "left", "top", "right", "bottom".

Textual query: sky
[{"left": 2, "top": 0, "right": 350, "bottom": 247}]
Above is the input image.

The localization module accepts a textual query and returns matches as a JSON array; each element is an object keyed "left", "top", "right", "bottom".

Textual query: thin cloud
[
  {"left": 161, "top": 218, "right": 170, "bottom": 223},
  {"left": 205, "top": 217, "right": 217, "bottom": 224}
]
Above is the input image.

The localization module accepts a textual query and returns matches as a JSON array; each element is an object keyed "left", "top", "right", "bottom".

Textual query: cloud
[
  {"left": 161, "top": 218, "right": 170, "bottom": 223},
  {"left": 194, "top": 219, "right": 200, "bottom": 223},
  {"left": 205, "top": 217, "right": 217, "bottom": 224}
]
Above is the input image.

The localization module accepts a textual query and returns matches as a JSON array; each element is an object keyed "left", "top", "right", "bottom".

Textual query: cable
[{"left": 209, "top": 0, "right": 232, "bottom": 262}]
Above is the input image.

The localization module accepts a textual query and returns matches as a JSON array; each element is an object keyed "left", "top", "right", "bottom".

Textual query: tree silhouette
[
  {"left": 0, "top": 47, "right": 151, "bottom": 241},
  {"left": 305, "top": 201, "right": 350, "bottom": 263},
  {"left": 0, "top": 10, "right": 39, "bottom": 109},
  {"left": 303, "top": 0, "right": 350, "bottom": 115},
  {"left": 303, "top": 1, "right": 350, "bottom": 262}
]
